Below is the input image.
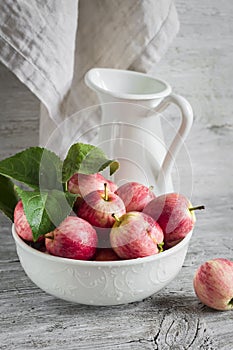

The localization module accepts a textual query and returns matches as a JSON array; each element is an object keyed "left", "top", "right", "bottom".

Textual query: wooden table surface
[{"left": 0, "top": 65, "right": 233, "bottom": 350}]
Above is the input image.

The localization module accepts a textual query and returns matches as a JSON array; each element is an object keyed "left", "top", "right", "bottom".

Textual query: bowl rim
[{"left": 12, "top": 224, "right": 193, "bottom": 267}]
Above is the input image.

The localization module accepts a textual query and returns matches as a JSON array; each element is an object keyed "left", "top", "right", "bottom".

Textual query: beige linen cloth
[{"left": 0, "top": 0, "right": 179, "bottom": 146}]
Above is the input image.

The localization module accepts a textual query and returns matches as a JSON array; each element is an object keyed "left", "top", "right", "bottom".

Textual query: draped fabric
[{"left": 0, "top": 0, "right": 179, "bottom": 145}]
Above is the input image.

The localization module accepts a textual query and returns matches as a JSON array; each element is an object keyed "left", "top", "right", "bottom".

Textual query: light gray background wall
[{"left": 0, "top": 0, "right": 232, "bottom": 152}]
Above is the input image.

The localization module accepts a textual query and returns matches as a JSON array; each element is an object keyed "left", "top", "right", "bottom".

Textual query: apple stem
[
  {"left": 158, "top": 242, "right": 164, "bottom": 253},
  {"left": 104, "top": 183, "right": 108, "bottom": 201},
  {"left": 189, "top": 205, "right": 205, "bottom": 212},
  {"left": 112, "top": 213, "right": 120, "bottom": 222},
  {"left": 149, "top": 185, "right": 154, "bottom": 191},
  {"left": 44, "top": 232, "right": 54, "bottom": 240}
]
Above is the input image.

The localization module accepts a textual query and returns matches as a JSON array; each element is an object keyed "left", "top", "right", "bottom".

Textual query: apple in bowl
[{"left": 143, "top": 193, "right": 204, "bottom": 248}]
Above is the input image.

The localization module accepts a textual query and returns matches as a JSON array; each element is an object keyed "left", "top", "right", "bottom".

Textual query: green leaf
[
  {"left": 62, "top": 143, "right": 119, "bottom": 182},
  {"left": 0, "top": 147, "right": 62, "bottom": 190},
  {"left": 0, "top": 175, "right": 19, "bottom": 221},
  {"left": 39, "top": 148, "right": 63, "bottom": 191},
  {"left": 44, "top": 190, "right": 78, "bottom": 228},
  {"left": 15, "top": 187, "right": 77, "bottom": 241}
]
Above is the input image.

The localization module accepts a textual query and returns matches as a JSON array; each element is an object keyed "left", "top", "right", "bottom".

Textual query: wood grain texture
[{"left": 1, "top": 1, "right": 233, "bottom": 349}]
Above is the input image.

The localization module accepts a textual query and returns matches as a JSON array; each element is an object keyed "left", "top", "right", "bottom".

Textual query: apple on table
[{"left": 193, "top": 258, "right": 233, "bottom": 311}]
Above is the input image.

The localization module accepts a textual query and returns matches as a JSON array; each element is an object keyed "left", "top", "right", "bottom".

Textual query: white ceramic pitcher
[{"left": 85, "top": 68, "right": 193, "bottom": 193}]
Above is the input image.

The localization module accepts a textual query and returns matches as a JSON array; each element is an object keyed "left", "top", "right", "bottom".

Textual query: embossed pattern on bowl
[{"left": 12, "top": 224, "right": 192, "bottom": 306}]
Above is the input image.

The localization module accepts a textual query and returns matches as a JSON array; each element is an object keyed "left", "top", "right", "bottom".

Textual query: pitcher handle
[{"left": 156, "top": 93, "right": 193, "bottom": 189}]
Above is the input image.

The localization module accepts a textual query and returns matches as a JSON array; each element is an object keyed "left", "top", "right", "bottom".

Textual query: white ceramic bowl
[{"left": 12, "top": 224, "right": 193, "bottom": 306}]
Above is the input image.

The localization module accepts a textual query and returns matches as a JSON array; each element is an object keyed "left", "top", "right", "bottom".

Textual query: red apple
[
  {"left": 143, "top": 193, "right": 204, "bottom": 248},
  {"left": 110, "top": 211, "right": 164, "bottom": 259},
  {"left": 77, "top": 183, "right": 126, "bottom": 228},
  {"left": 95, "top": 248, "right": 120, "bottom": 261},
  {"left": 68, "top": 172, "right": 117, "bottom": 197},
  {"left": 45, "top": 216, "right": 98, "bottom": 260},
  {"left": 14, "top": 200, "right": 34, "bottom": 241},
  {"left": 115, "top": 182, "right": 156, "bottom": 212},
  {"left": 193, "top": 258, "right": 233, "bottom": 311}
]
